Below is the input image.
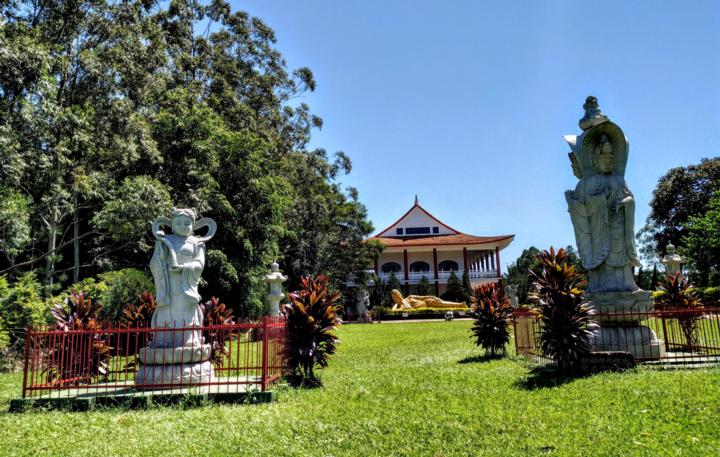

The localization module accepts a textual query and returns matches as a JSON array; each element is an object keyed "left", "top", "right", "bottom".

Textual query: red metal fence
[
  {"left": 513, "top": 308, "right": 720, "bottom": 364},
  {"left": 21, "top": 316, "right": 287, "bottom": 399}
]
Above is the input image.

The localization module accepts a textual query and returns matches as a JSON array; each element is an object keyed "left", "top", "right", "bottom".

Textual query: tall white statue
[
  {"left": 137, "top": 208, "right": 217, "bottom": 386},
  {"left": 564, "top": 97, "right": 662, "bottom": 359}
]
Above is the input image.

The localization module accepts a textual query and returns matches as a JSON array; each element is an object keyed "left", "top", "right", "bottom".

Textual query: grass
[{"left": 1, "top": 321, "right": 720, "bottom": 456}]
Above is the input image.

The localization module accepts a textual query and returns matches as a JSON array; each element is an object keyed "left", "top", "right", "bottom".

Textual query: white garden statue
[
  {"left": 661, "top": 243, "right": 684, "bottom": 278},
  {"left": 264, "top": 262, "right": 287, "bottom": 316},
  {"left": 136, "top": 208, "right": 217, "bottom": 387},
  {"left": 564, "top": 96, "right": 663, "bottom": 359}
]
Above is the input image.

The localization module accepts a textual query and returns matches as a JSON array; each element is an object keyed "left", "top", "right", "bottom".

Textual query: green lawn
[{"left": 1, "top": 321, "right": 720, "bottom": 456}]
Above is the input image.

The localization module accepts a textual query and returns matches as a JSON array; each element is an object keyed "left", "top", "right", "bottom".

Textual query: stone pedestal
[
  {"left": 135, "top": 343, "right": 214, "bottom": 387},
  {"left": 585, "top": 290, "right": 665, "bottom": 359}
]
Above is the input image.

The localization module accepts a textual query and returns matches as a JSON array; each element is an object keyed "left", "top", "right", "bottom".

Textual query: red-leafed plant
[
  {"left": 113, "top": 291, "right": 157, "bottom": 359},
  {"left": 656, "top": 273, "right": 704, "bottom": 348},
  {"left": 201, "top": 296, "right": 236, "bottom": 364},
  {"left": 283, "top": 274, "right": 341, "bottom": 387},
  {"left": 470, "top": 282, "right": 513, "bottom": 357},
  {"left": 46, "top": 292, "right": 110, "bottom": 385},
  {"left": 530, "top": 247, "right": 597, "bottom": 372}
]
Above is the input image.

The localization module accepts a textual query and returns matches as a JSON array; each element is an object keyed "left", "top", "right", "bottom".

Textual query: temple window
[
  {"left": 438, "top": 260, "right": 459, "bottom": 271},
  {"left": 381, "top": 262, "right": 402, "bottom": 273},
  {"left": 405, "top": 227, "right": 431, "bottom": 235},
  {"left": 409, "top": 261, "right": 431, "bottom": 272}
]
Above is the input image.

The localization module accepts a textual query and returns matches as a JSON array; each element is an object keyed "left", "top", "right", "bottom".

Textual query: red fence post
[
  {"left": 261, "top": 316, "right": 269, "bottom": 392},
  {"left": 21, "top": 326, "right": 31, "bottom": 399}
]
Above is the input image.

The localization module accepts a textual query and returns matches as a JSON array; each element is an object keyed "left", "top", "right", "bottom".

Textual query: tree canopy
[{"left": 0, "top": 0, "right": 376, "bottom": 316}]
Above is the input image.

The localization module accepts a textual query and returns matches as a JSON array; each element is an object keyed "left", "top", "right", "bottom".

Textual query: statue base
[
  {"left": 589, "top": 325, "right": 665, "bottom": 360},
  {"left": 584, "top": 289, "right": 663, "bottom": 360},
  {"left": 584, "top": 289, "right": 653, "bottom": 322},
  {"left": 135, "top": 344, "right": 214, "bottom": 388}
]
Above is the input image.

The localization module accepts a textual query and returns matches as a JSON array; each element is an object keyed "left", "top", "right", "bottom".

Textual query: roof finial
[{"left": 414, "top": 194, "right": 419, "bottom": 206}]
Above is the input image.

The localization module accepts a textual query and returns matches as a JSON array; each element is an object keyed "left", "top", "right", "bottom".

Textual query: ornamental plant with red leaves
[{"left": 283, "top": 274, "right": 341, "bottom": 387}]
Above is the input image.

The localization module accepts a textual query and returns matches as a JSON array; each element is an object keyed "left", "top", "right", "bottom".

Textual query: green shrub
[
  {"left": 656, "top": 273, "right": 703, "bottom": 348},
  {"left": 470, "top": 282, "right": 512, "bottom": 357},
  {"left": 415, "top": 275, "right": 432, "bottom": 295},
  {"left": 0, "top": 273, "right": 48, "bottom": 348},
  {"left": 694, "top": 286, "right": 720, "bottom": 307},
  {"left": 96, "top": 269, "right": 154, "bottom": 322},
  {"left": 442, "top": 271, "right": 465, "bottom": 302},
  {"left": 530, "top": 248, "right": 597, "bottom": 373}
]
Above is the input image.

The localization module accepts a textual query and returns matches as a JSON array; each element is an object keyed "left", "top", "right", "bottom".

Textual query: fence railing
[
  {"left": 513, "top": 307, "right": 720, "bottom": 364},
  {"left": 21, "top": 316, "right": 287, "bottom": 399}
]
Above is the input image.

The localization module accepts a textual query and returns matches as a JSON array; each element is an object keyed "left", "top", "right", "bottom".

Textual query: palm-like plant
[
  {"left": 470, "top": 282, "right": 512, "bottom": 357},
  {"left": 201, "top": 296, "right": 236, "bottom": 364},
  {"left": 283, "top": 274, "right": 341, "bottom": 387},
  {"left": 656, "top": 273, "right": 703, "bottom": 348},
  {"left": 530, "top": 247, "right": 597, "bottom": 372},
  {"left": 114, "top": 291, "right": 156, "bottom": 359},
  {"left": 47, "top": 291, "right": 110, "bottom": 385}
]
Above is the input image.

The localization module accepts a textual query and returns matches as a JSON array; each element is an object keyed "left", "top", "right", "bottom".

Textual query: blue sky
[{"left": 234, "top": 0, "right": 720, "bottom": 270}]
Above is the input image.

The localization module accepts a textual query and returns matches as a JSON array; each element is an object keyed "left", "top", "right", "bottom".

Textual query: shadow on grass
[
  {"left": 515, "top": 364, "right": 632, "bottom": 391},
  {"left": 458, "top": 354, "right": 505, "bottom": 364}
]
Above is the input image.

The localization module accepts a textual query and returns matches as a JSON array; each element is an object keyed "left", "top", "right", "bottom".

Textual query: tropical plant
[
  {"left": 416, "top": 275, "right": 433, "bottom": 296},
  {"left": 369, "top": 274, "right": 390, "bottom": 309},
  {"left": 470, "top": 282, "right": 512, "bottom": 357},
  {"left": 655, "top": 273, "right": 704, "bottom": 348},
  {"left": 530, "top": 247, "right": 597, "bottom": 372},
  {"left": 283, "top": 275, "right": 341, "bottom": 386},
  {"left": 114, "top": 291, "right": 157, "bottom": 359},
  {"left": 387, "top": 271, "right": 402, "bottom": 295},
  {"left": 442, "top": 271, "right": 464, "bottom": 302},
  {"left": 202, "top": 297, "right": 236, "bottom": 365},
  {"left": 47, "top": 292, "right": 110, "bottom": 385}
]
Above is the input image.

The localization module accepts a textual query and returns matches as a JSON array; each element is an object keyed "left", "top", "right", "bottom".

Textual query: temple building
[{"left": 366, "top": 197, "right": 514, "bottom": 296}]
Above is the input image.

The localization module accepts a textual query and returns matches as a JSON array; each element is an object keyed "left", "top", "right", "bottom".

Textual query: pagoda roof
[{"left": 371, "top": 233, "right": 515, "bottom": 248}]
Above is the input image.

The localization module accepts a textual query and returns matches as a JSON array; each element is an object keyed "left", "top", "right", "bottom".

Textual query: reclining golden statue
[{"left": 390, "top": 289, "right": 468, "bottom": 311}]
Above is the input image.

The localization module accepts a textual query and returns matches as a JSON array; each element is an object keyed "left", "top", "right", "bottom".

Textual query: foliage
[
  {"left": 461, "top": 269, "right": 474, "bottom": 301},
  {"left": 505, "top": 245, "right": 582, "bottom": 305},
  {"left": 639, "top": 158, "right": 720, "bottom": 280},
  {"left": 0, "top": 273, "right": 47, "bottom": 349},
  {"left": 114, "top": 291, "right": 156, "bottom": 358},
  {"left": 530, "top": 247, "right": 597, "bottom": 372},
  {"left": 387, "top": 271, "right": 402, "bottom": 295},
  {"left": 201, "top": 296, "right": 236, "bottom": 365},
  {"left": 415, "top": 275, "right": 433, "bottom": 296},
  {"left": 470, "top": 282, "right": 512, "bottom": 356},
  {"left": 283, "top": 275, "right": 341, "bottom": 386},
  {"left": 47, "top": 292, "right": 110, "bottom": 385},
  {"left": 96, "top": 269, "right": 154, "bottom": 323},
  {"left": 442, "top": 270, "right": 464, "bottom": 302},
  {"left": 369, "top": 274, "right": 391, "bottom": 309},
  {"left": 635, "top": 265, "right": 658, "bottom": 291},
  {"left": 0, "top": 0, "right": 375, "bottom": 319},
  {"left": 694, "top": 286, "right": 720, "bottom": 307},
  {"left": 655, "top": 273, "right": 704, "bottom": 348},
  {"left": 682, "top": 189, "right": 720, "bottom": 286}
]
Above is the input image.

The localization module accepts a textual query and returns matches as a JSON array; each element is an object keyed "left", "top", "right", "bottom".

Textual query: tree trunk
[
  {"left": 73, "top": 212, "right": 80, "bottom": 283},
  {"left": 45, "top": 213, "right": 58, "bottom": 293}
]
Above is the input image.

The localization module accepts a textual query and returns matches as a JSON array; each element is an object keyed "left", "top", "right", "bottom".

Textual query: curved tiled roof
[{"left": 370, "top": 233, "right": 514, "bottom": 247}]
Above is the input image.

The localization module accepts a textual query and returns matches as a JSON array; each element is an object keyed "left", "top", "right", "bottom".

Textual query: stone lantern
[
  {"left": 264, "top": 262, "right": 287, "bottom": 316},
  {"left": 661, "top": 243, "right": 685, "bottom": 279}
]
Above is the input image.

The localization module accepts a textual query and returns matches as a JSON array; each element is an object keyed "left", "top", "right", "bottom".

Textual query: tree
[
  {"left": 503, "top": 247, "right": 541, "bottom": 305},
  {"left": 682, "top": 189, "right": 720, "bottom": 286},
  {"left": 416, "top": 275, "right": 432, "bottom": 296},
  {"left": 0, "top": 1, "right": 376, "bottom": 317},
  {"left": 461, "top": 270, "right": 473, "bottom": 301},
  {"left": 442, "top": 271, "right": 464, "bottom": 302},
  {"left": 639, "top": 158, "right": 720, "bottom": 274},
  {"left": 387, "top": 271, "right": 402, "bottom": 296}
]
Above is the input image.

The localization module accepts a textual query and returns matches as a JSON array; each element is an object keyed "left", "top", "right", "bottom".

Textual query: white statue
[
  {"left": 136, "top": 208, "right": 217, "bottom": 387},
  {"left": 565, "top": 97, "right": 641, "bottom": 293},
  {"left": 661, "top": 243, "right": 684, "bottom": 278},
  {"left": 264, "top": 262, "right": 287, "bottom": 316},
  {"left": 563, "top": 96, "right": 662, "bottom": 359}
]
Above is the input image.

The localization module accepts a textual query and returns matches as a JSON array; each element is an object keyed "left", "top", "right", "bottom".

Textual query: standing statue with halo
[
  {"left": 136, "top": 208, "right": 218, "bottom": 387},
  {"left": 564, "top": 97, "right": 663, "bottom": 359}
]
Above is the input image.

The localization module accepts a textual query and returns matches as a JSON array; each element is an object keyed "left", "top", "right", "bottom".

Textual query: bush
[
  {"left": 0, "top": 273, "right": 48, "bottom": 349},
  {"left": 694, "top": 286, "right": 720, "bottom": 307},
  {"left": 656, "top": 273, "right": 704, "bottom": 348},
  {"left": 530, "top": 248, "right": 597, "bottom": 373},
  {"left": 283, "top": 274, "right": 341, "bottom": 387},
  {"left": 470, "top": 282, "right": 512, "bottom": 357},
  {"left": 96, "top": 268, "right": 154, "bottom": 322},
  {"left": 415, "top": 275, "right": 432, "bottom": 295},
  {"left": 442, "top": 271, "right": 465, "bottom": 302}
]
